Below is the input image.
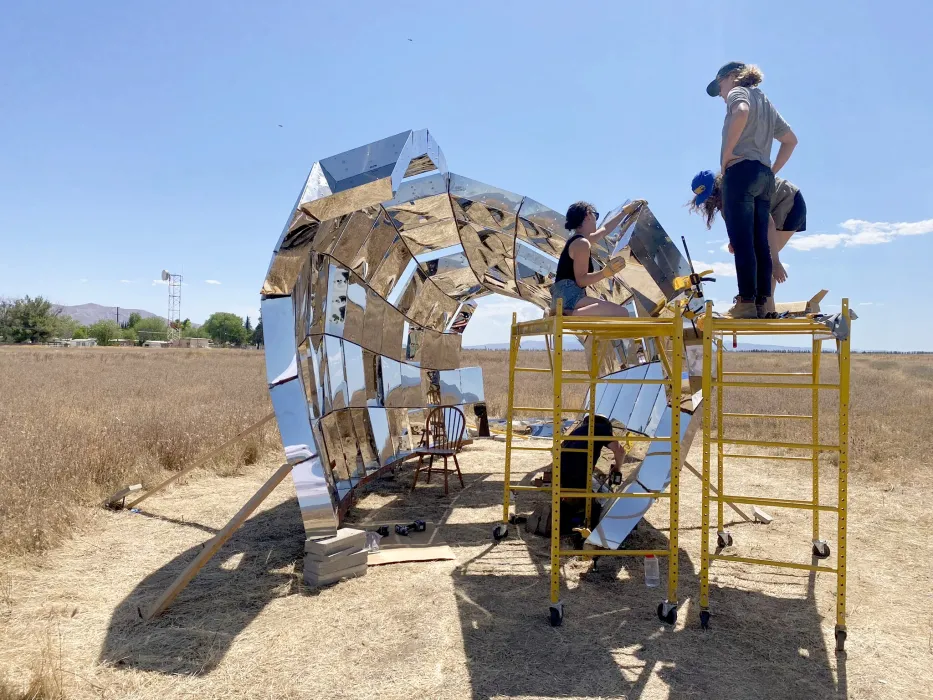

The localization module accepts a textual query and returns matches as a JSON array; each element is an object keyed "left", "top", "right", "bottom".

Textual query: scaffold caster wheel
[
  {"left": 835, "top": 628, "right": 846, "bottom": 652},
  {"left": 657, "top": 602, "right": 677, "bottom": 625},
  {"left": 700, "top": 611, "right": 711, "bottom": 630},
  {"left": 492, "top": 523, "right": 508, "bottom": 542},
  {"left": 717, "top": 532, "right": 733, "bottom": 548},
  {"left": 812, "top": 541, "right": 831, "bottom": 559},
  {"left": 549, "top": 603, "right": 563, "bottom": 627}
]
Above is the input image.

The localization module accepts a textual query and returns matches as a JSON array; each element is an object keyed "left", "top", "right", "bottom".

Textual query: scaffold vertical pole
[
  {"left": 699, "top": 301, "right": 714, "bottom": 623},
  {"left": 716, "top": 336, "right": 725, "bottom": 534},
  {"left": 835, "top": 299, "right": 851, "bottom": 650},
  {"left": 811, "top": 335, "right": 822, "bottom": 544},
  {"left": 502, "top": 312, "right": 518, "bottom": 525},
  {"left": 584, "top": 334, "right": 598, "bottom": 528},
  {"left": 550, "top": 301, "right": 564, "bottom": 610},
  {"left": 665, "top": 301, "right": 684, "bottom": 611}
]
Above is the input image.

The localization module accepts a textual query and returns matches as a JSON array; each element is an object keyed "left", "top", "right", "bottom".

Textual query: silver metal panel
[
  {"left": 324, "top": 264, "right": 349, "bottom": 337},
  {"left": 261, "top": 296, "right": 298, "bottom": 386},
  {"left": 459, "top": 366, "right": 485, "bottom": 403},
  {"left": 381, "top": 356, "right": 403, "bottom": 408},
  {"left": 626, "top": 363, "right": 665, "bottom": 435},
  {"left": 343, "top": 340, "right": 366, "bottom": 407},
  {"left": 606, "top": 364, "right": 651, "bottom": 428},
  {"left": 325, "top": 336, "right": 347, "bottom": 410},
  {"left": 291, "top": 454, "right": 338, "bottom": 538},
  {"left": 269, "top": 379, "right": 316, "bottom": 464},
  {"left": 438, "top": 369, "right": 462, "bottom": 405},
  {"left": 585, "top": 484, "right": 654, "bottom": 550},
  {"left": 367, "top": 406, "right": 396, "bottom": 466},
  {"left": 399, "top": 361, "right": 423, "bottom": 407}
]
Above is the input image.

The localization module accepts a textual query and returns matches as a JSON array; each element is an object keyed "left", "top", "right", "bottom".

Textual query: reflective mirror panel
[{"left": 343, "top": 341, "right": 366, "bottom": 407}]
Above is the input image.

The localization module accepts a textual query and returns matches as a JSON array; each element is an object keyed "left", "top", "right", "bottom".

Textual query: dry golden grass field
[{"left": 1, "top": 346, "right": 932, "bottom": 699}]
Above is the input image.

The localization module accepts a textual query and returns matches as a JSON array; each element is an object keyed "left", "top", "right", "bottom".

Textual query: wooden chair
[{"left": 411, "top": 406, "right": 466, "bottom": 495}]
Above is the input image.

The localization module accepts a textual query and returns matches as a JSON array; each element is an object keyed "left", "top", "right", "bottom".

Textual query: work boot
[
  {"left": 757, "top": 296, "right": 777, "bottom": 319},
  {"left": 724, "top": 296, "right": 758, "bottom": 319}
]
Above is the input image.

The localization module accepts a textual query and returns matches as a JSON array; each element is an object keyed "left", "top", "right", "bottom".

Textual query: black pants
[{"left": 722, "top": 160, "right": 775, "bottom": 302}]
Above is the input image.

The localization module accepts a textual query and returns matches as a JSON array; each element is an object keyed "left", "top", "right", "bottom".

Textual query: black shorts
[{"left": 782, "top": 190, "right": 807, "bottom": 232}]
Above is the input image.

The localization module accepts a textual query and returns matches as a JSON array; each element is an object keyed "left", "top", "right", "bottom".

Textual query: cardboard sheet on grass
[{"left": 366, "top": 521, "right": 455, "bottom": 566}]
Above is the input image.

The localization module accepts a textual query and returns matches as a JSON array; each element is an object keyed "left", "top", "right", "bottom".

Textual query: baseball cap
[
  {"left": 706, "top": 61, "right": 745, "bottom": 97},
  {"left": 691, "top": 170, "right": 716, "bottom": 206}
]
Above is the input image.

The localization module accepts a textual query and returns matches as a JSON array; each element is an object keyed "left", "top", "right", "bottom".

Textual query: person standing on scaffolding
[
  {"left": 706, "top": 61, "right": 798, "bottom": 319},
  {"left": 550, "top": 201, "right": 635, "bottom": 317}
]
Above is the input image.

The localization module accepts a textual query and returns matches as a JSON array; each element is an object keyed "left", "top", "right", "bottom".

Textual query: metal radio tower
[{"left": 161, "top": 269, "right": 183, "bottom": 341}]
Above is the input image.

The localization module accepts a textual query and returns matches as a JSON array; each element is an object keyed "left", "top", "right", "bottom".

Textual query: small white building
[
  {"left": 67, "top": 338, "right": 98, "bottom": 347},
  {"left": 143, "top": 340, "right": 170, "bottom": 348},
  {"left": 173, "top": 337, "right": 210, "bottom": 349}
]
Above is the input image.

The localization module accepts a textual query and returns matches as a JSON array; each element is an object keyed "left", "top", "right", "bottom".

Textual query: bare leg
[{"left": 572, "top": 298, "right": 630, "bottom": 317}]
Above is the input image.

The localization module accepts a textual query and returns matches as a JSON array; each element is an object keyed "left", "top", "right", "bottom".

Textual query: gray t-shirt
[
  {"left": 720, "top": 86, "right": 790, "bottom": 169},
  {"left": 770, "top": 177, "right": 800, "bottom": 230}
]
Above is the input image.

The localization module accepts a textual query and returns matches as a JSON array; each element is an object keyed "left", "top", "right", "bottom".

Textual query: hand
[
  {"left": 601, "top": 256, "right": 626, "bottom": 278},
  {"left": 773, "top": 259, "right": 788, "bottom": 284},
  {"left": 727, "top": 242, "right": 734, "bottom": 254}
]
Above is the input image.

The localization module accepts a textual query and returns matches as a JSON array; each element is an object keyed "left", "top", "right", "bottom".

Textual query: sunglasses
[{"left": 591, "top": 210, "right": 600, "bottom": 221}]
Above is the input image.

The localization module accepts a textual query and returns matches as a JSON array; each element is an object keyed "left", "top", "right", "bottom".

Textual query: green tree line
[{"left": 0, "top": 296, "right": 264, "bottom": 347}]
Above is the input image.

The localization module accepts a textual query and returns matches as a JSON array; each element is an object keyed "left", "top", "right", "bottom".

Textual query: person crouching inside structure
[
  {"left": 559, "top": 415, "right": 626, "bottom": 533},
  {"left": 690, "top": 170, "right": 807, "bottom": 316},
  {"left": 550, "top": 201, "right": 631, "bottom": 317}
]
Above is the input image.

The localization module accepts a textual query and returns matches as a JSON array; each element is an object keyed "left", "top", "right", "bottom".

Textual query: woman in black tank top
[{"left": 550, "top": 201, "right": 632, "bottom": 317}]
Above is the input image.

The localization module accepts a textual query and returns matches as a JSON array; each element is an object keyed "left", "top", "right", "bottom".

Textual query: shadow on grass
[{"left": 99, "top": 452, "right": 846, "bottom": 699}]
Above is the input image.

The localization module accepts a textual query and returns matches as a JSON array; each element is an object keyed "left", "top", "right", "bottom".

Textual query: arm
[
  {"left": 591, "top": 200, "right": 644, "bottom": 243},
  {"left": 771, "top": 128, "right": 797, "bottom": 175},
  {"left": 768, "top": 214, "right": 788, "bottom": 283},
  {"left": 721, "top": 102, "right": 749, "bottom": 172},
  {"left": 570, "top": 238, "right": 608, "bottom": 287}
]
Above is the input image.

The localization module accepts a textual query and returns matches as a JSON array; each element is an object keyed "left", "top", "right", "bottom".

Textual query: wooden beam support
[{"left": 143, "top": 461, "right": 294, "bottom": 620}]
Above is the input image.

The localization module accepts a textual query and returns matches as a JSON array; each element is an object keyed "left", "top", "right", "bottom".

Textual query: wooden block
[
  {"left": 304, "top": 543, "right": 363, "bottom": 563},
  {"left": 752, "top": 506, "right": 774, "bottom": 524},
  {"left": 304, "top": 528, "right": 366, "bottom": 557},
  {"left": 304, "top": 562, "right": 367, "bottom": 588},
  {"left": 304, "top": 549, "right": 368, "bottom": 575}
]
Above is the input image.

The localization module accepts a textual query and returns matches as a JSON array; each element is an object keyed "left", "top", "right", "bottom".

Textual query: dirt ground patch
[{"left": 1, "top": 438, "right": 931, "bottom": 699}]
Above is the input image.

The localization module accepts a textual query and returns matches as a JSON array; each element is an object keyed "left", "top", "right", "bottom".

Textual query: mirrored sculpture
[{"left": 262, "top": 129, "right": 704, "bottom": 540}]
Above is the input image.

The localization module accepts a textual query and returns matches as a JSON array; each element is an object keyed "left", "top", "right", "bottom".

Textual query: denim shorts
[{"left": 550, "top": 279, "right": 587, "bottom": 313}]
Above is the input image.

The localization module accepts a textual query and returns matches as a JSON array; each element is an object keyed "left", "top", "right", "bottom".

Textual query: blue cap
[{"left": 691, "top": 170, "right": 715, "bottom": 206}]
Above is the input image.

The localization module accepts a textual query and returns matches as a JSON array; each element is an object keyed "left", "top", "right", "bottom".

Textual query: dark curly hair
[
  {"left": 688, "top": 174, "right": 723, "bottom": 229},
  {"left": 564, "top": 201, "right": 596, "bottom": 231}
]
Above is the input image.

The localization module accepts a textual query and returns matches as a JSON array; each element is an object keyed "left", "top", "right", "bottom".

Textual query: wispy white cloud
[
  {"left": 152, "top": 279, "right": 168, "bottom": 286},
  {"left": 692, "top": 260, "right": 736, "bottom": 277},
  {"left": 119, "top": 279, "right": 131, "bottom": 284},
  {"left": 789, "top": 218, "right": 933, "bottom": 251},
  {"left": 720, "top": 241, "right": 731, "bottom": 253},
  {"left": 859, "top": 302, "right": 873, "bottom": 306},
  {"left": 205, "top": 279, "right": 222, "bottom": 285},
  {"left": 79, "top": 278, "right": 88, "bottom": 283},
  {"left": 707, "top": 249, "right": 715, "bottom": 254}
]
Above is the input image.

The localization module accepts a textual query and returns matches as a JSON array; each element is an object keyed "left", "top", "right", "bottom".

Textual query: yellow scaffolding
[
  {"left": 496, "top": 300, "right": 685, "bottom": 627},
  {"left": 698, "top": 299, "right": 851, "bottom": 651}
]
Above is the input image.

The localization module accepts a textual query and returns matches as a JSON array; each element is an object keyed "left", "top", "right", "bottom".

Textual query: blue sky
[{"left": 1, "top": 1, "right": 930, "bottom": 350}]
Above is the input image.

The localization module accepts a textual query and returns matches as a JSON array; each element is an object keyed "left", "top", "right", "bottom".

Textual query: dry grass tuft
[
  {"left": 0, "top": 347, "right": 274, "bottom": 555},
  {"left": 0, "top": 632, "right": 63, "bottom": 700}
]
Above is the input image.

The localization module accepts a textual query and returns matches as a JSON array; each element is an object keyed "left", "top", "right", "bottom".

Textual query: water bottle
[{"left": 644, "top": 555, "right": 660, "bottom": 587}]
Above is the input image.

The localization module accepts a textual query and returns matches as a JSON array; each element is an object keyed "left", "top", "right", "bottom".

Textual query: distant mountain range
[{"left": 52, "top": 303, "right": 162, "bottom": 327}]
